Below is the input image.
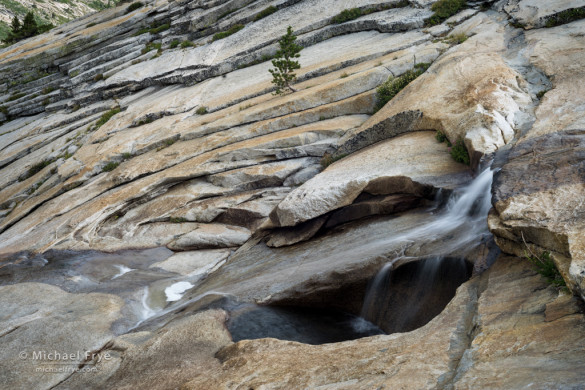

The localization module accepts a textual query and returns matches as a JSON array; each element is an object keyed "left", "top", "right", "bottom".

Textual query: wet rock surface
[{"left": 0, "top": 0, "right": 585, "bottom": 388}]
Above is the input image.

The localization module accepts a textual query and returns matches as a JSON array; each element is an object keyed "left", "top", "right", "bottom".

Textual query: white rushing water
[
  {"left": 112, "top": 264, "right": 135, "bottom": 279},
  {"left": 358, "top": 167, "right": 496, "bottom": 328},
  {"left": 165, "top": 281, "right": 195, "bottom": 302}
]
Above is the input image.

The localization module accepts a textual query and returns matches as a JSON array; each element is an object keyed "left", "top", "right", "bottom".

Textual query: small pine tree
[
  {"left": 21, "top": 12, "right": 39, "bottom": 39},
  {"left": 10, "top": 16, "right": 21, "bottom": 34},
  {"left": 269, "top": 26, "right": 302, "bottom": 94}
]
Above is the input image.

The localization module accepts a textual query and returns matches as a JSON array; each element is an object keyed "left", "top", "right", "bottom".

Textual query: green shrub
[
  {"left": 102, "top": 162, "right": 119, "bottom": 172},
  {"left": 449, "top": 138, "right": 470, "bottom": 165},
  {"left": 122, "top": 152, "right": 133, "bottom": 160},
  {"left": 332, "top": 8, "right": 363, "bottom": 24},
  {"left": 180, "top": 40, "right": 195, "bottom": 48},
  {"left": 213, "top": 24, "right": 244, "bottom": 41},
  {"left": 22, "top": 159, "right": 54, "bottom": 180},
  {"left": 125, "top": 2, "right": 143, "bottom": 14},
  {"left": 544, "top": 6, "right": 585, "bottom": 27},
  {"left": 169, "top": 39, "right": 180, "bottom": 48},
  {"left": 425, "top": 0, "right": 466, "bottom": 26},
  {"left": 169, "top": 217, "right": 188, "bottom": 223},
  {"left": 254, "top": 5, "right": 278, "bottom": 21},
  {"left": 526, "top": 251, "right": 567, "bottom": 289},
  {"left": 435, "top": 130, "right": 448, "bottom": 143},
  {"left": 196, "top": 106, "right": 208, "bottom": 115},
  {"left": 93, "top": 73, "right": 104, "bottom": 82},
  {"left": 150, "top": 23, "right": 170, "bottom": 34},
  {"left": 142, "top": 42, "right": 162, "bottom": 54},
  {"left": 375, "top": 64, "right": 429, "bottom": 112},
  {"left": 95, "top": 107, "right": 121, "bottom": 130}
]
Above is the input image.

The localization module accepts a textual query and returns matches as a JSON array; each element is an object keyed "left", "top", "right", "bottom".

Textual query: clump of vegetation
[
  {"left": 180, "top": 40, "right": 195, "bottom": 48},
  {"left": 375, "top": 63, "right": 430, "bottom": 112},
  {"left": 544, "top": 6, "right": 585, "bottom": 28},
  {"left": 269, "top": 26, "right": 302, "bottom": 94},
  {"left": 41, "top": 86, "right": 55, "bottom": 95},
  {"left": 42, "top": 97, "right": 50, "bottom": 106},
  {"left": 135, "top": 21, "right": 170, "bottom": 36},
  {"left": 94, "top": 73, "right": 104, "bottom": 82},
  {"left": 196, "top": 106, "right": 208, "bottom": 115},
  {"left": 524, "top": 241, "right": 567, "bottom": 290},
  {"left": 445, "top": 32, "right": 468, "bottom": 45},
  {"left": 536, "top": 89, "right": 550, "bottom": 100},
  {"left": 435, "top": 130, "right": 448, "bottom": 143},
  {"left": 332, "top": 8, "right": 363, "bottom": 24},
  {"left": 340, "top": 72, "right": 349, "bottom": 78},
  {"left": 86, "top": 22, "right": 97, "bottom": 28},
  {"left": 4, "top": 11, "right": 54, "bottom": 44},
  {"left": 142, "top": 42, "right": 162, "bottom": 55},
  {"left": 95, "top": 107, "right": 121, "bottom": 130},
  {"left": 254, "top": 6, "right": 278, "bottom": 21},
  {"left": 21, "top": 159, "right": 55, "bottom": 181},
  {"left": 169, "top": 39, "right": 180, "bottom": 48},
  {"left": 102, "top": 162, "right": 119, "bottom": 172},
  {"left": 122, "top": 152, "right": 133, "bottom": 160},
  {"left": 436, "top": 131, "right": 469, "bottom": 165},
  {"left": 449, "top": 138, "right": 470, "bottom": 165},
  {"left": 150, "top": 23, "right": 170, "bottom": 34},
  {"left": 169, "top": 217, "right": 188, "bottom": 223},
  {"left": 125, "top": 2, "right": 144, "bottom": 14},
  {"left": 425, "top": 0, "right": 467, "bottom": 26},
  {"left": 70, "top": 70, "right": 80, "bottom": 78},
  {"left": 213, "top": 24, "right": 244, "bottom": 41},
  {"left": 7, "top": 92, "right": 26, "bottom": 102}
]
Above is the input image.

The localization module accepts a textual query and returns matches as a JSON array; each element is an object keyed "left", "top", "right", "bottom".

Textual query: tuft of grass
[
  {"left": 449, "top": 138, "right": 470, "bottom": 165},
  {"left": 169, "top": 39, "right": 180, "bottom": 48},
  {"left": 150, "top": 23, "right": 170, "bottom": 34},
  {"left": 21, "top": 159, "right": 55, "bottom": 181},
  {"left": 122, "top": 152, "right": 133, "bottom": 160},
  {"left": 95, "top": 107, "right": 121, "bottom": 130},
  {"left": 7, "top": 92, "right": 25, "bottom": 102},
  {"left": 544, "top": 6, "right": 585, "bottom": 28},
  {"left": 445, "top": 32, "right": 468, "bottom": 45},
  {"left": 196, "top": 106, "right": 208, "bottom": 115},
  {"left": 332, "top": 8, "right": 364, "bottom": 24},
  {"left": 94, "top": 73, "right": 104, "bottom": 82},
  {"left": 42, "top": 97, "right": 51, "bottom": 106},
  {"left": 340, "top": 72, "right": 349, "bottom": 78},
  {"left": 125, "top": 2, "right": 143, "bottom": 14},
  {"left": 142, "top": 42, "right": 162, "bottom": 55},
  {"left": 164, "top": 138, "right": 175, "bottom": 146},
  {"left": 425, "top": 0, "right": 467, "bottom": 26},
  {"left": 102, "top": 162, "right": 119, "bottom": 172},
  {"left": 70, "top": 70, "right": 80, "bottom": 78},
  {"left": 213, "top": 24, "right": 244, "bottom": 41},
  {"left": 42, "top": 86, "right": 55, "bottom": 95},
  {"left": 180, "top": 40, "right": 195, "bottom": 48},
  {"left": 375, "top": 63, "right": 430, "bottom": 112},
  {"left": 526, "top": 250, "right": 567, "bottom": 289},
  {"left": 169, "top": 217, "right": 188, "bottom": 223},
  {"left": 254, "top": 5, "right": 277, "bottom": 21}
]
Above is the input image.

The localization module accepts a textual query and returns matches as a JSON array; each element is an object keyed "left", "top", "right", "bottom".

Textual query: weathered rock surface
[
  {"left": 273, "top": 131, "right": 471, "bottom": 227},
  {"left": 175, "top": 257, "right": 584, "bottom": 389},
  {"left": 0, "top": 0, "right": 585, "bottom": 389}
]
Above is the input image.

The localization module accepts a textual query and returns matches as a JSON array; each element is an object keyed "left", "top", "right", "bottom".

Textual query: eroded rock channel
[{"left": 1, "top": 0, "right": 585, "bottom": 388}]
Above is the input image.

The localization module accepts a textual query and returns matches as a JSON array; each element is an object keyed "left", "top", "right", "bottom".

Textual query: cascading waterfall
[{"left": 358, "top": 167, "right": 495, "bottom": 331}]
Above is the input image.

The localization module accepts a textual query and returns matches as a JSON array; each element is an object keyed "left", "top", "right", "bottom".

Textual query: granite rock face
[{"left": 1, "top": 0, "right": 585, "bottom": 389}]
